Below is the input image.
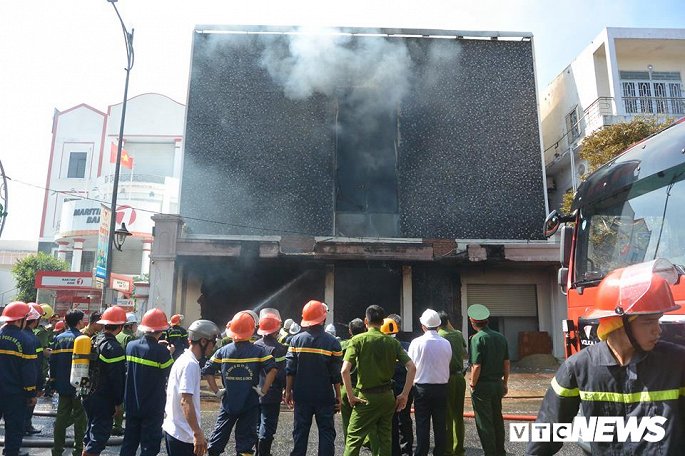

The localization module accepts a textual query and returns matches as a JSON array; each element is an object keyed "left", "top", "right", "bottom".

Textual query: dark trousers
[
  {"left": 1, "top": 394, "right": 27, "bottom": 456},
  {"left": 208, "top": 406, "right": 259, "bottom": 455},
  {"left": 164, "top": 432, "right": 195, "bottom": 456},
  {"left": 471, "top": 380, "right": 505, "bottom": 456},
  {"left": 290, "top": 402, "right": 336, "bottom": 456},
  {"left": 393, "top": 389, "right": 414, "bottom": 456},
  {"left": 257, "top": 402, "right": 281, "bottom": 455},
  {"left": 24, "top": 403, "right": 36, "bottom": 432},
  {"left": 120, "top": 412, "right": 164, "bottom": 456},
  {"left": 413, "top": 383, "right": 448, "bottom": 456},
  {"left": 83, "top": 395, "right": 115, "bottom": 454}
]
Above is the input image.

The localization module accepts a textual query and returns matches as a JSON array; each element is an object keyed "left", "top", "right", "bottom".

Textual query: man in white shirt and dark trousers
[
  {"left": 408, "top": 309, "right": 452, "bottom": 456},
  {"left": 163, "top": 319, "right": 221, "bottom": 456}
]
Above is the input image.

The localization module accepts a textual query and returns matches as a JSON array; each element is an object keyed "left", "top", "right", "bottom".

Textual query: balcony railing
[{"left": 622, "top": 96, "right": 685, "bottom": 116}]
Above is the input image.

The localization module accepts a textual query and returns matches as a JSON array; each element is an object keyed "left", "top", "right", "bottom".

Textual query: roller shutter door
[{"left": 467, "top": 284, "right": 537, "bottom": 317}]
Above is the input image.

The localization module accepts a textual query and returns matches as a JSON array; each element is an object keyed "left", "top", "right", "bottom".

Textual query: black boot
[{"left": 257, "top": 438, "right": 273, "bottom": 456}]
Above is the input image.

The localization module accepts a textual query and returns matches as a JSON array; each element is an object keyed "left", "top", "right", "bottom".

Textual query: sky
[{"left": 1, "top": 0, "right": 684, "bottom": 242}]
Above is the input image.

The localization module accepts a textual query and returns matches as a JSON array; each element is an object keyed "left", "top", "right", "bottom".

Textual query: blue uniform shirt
[
  {"left": 163, "top": 325, "right": 189, "bottom": 360},
  {"left": 49, "top": 327, "right": 81, "bottom": 396},
  {"left": 124, "top": 335, "right": 173, "bottom": 416},
  {"left": 92, "top": 332, "right": 126, "bottom": 406},
  {"left": 286, "top": 325, "right": 343, "bottom": 405},
  {"left": 0, "top": 324, "right": 37, "bottom": 397},
  {"left": 202, "top": 340, "right": 275, "bottom": 414},
  {"left": 254, "top": 334, "right": 287, "bottom": 404},
  {"left": 393, "top": 340, "right": 411, "bottom": 395}
]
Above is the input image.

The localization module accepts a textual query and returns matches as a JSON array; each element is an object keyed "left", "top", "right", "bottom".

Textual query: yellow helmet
[
  {"left": 40, "top": 303, "right": 54, "bottom": 320},
  {"left": 380, "top": 318, "right": 399, "bottom": 335}
]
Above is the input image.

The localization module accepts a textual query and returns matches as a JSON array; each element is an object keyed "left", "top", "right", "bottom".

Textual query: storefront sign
[
  {"left": 35, "top": 271, "right": 94, "bottom": 289},
  {"left": 110, "top": 273, "right": 133, "bottom": 293}
]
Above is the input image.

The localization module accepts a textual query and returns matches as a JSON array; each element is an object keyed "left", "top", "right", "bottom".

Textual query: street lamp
[
  {"left": 113, "top": 223, "right": 132, "bottom": 251},
  {"left": 104, "top": 0, "right": 134, "bottom": 305}
]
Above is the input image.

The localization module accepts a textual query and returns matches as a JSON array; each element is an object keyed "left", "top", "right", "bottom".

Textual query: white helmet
[
  {"left": 126, "top": 312, "right": 138, "bottom": 325},
  {"left": 325, "top": 323, "right": 337, "bottom": 337},
  {"left": 289, "top": 322, "right": 301, "bottom": 335}
]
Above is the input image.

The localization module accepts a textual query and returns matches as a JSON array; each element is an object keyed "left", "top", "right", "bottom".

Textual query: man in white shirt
[
  {"left": 408, "top": 309, "right": 452, "bottom": 456},
  {"left": 163, "top": 319, "right": 220, "bottom": 456}
]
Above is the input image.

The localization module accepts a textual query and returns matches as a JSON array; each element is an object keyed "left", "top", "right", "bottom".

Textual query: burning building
[{"left": 150, "top": 26, "right": 566, "bottom": 358}]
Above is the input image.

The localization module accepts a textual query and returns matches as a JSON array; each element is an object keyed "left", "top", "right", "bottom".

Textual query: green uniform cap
[{"left": 467, "top": 304, "right": 490, "bottom": 321}]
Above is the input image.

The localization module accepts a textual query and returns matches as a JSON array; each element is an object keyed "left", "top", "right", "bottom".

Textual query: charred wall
[{"left": 182, "top": 27, "right": 545, "bottom": 240}]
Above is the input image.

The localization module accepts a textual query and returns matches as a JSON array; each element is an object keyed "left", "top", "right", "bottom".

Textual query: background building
[
  {"left": 150, "top": 26, "right": 566, "bottom": 358},
  {"left": 541, "top": 27, "right": 685, "bottom": 210},
  {"left": 39, "top": 93, "right": 185, "bottom": 279},
  {"left": 0, "top": 240, "right": 37, "bottom": 306}
]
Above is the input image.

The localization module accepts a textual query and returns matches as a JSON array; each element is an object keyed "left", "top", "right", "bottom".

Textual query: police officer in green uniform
[
  {"left": 438, "top": 311, "right": 467, "bottom": 456},
  {"left": 340, "top": 318, "right": 366, "bottom": 440},
  {"left": 341, "top": 305, "right": 416, "bottom": 456},
  {"left": 468, "top": 304, "right": 509, "bottom": 456}
]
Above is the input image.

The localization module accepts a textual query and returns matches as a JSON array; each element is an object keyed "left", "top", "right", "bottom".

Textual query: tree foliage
[
  {"left": 11, "top": 252, "right": 69, "bottom": 302},
  {"left": 560, "top": 117, "right": 671, "bottom": 213}
]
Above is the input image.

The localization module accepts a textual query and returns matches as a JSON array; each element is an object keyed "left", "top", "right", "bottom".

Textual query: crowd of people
[{"left": 0, "top": 298, "right": 512, "bottom": 456}]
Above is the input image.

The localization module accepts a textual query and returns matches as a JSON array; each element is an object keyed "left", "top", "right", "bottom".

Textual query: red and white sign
[
  {"left": 110, "top": 273, "right": 134, "bottom": 294},
  {"left": 35, "top": 271, "right": 94, "bottom": 290}
]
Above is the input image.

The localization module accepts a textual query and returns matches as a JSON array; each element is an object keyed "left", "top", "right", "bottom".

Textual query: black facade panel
[
  {"left": 182, "top": 28, "right": 545, "bottom": 240},
  {"left": 411, "top": 265, "right": 461, "bottom": 330}
]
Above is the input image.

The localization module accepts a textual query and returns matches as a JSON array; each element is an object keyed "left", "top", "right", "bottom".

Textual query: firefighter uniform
[
  {"left": 23, "top": 326, "right": 44, "bottom": 434},
  {"left": 0, "top": 324, "right": 37, "bottom": 456},
  {"left": 83, "top": 332, "right": 126, "bottom": 455},
  {"left": 343, "top": 327, "right": 411, "bottom": 456},
  {"left": 164, "top": 324, "right": 189, "bottom": 360},
  {"left": 50, "top": 327, "right": 87, "bottom": 456},
  {"left": 202, "top": 340, "right": 276, "bottom": 455},
  {"left": 439, "top": 326, "right": 467, "bottom": 456},
  {"left": 391, "top": 339, "right": 414, "bottom": 455},
  {"left": 286, "top": 325, "right": 343, "bottom": 456},
  {"left": 469, "top": 326, "right": 509, "bottom": 456},
  {"left": 527, "top": 340, "right": 685, "bottom": 455},
  {"left": 120, "top": 335, "right": 173, "bottom": 456},
  {"left": 254, "top": 334, "right": 287, "bottom": 455}
]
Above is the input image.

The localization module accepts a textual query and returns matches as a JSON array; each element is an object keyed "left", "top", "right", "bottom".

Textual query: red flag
[{"left": 110, "top": 142, "right": 134, "bottom": 169}]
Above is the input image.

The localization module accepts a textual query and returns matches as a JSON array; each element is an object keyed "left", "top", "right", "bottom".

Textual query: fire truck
[{"left": 544, "top": 118, "right": 685, "bottom": 357}]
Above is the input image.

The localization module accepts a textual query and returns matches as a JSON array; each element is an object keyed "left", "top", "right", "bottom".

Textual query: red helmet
[
  {"left": 257, "top": 308, "right": 282, "bottom": 336},
  {"left": 54, "top": 320, "right": 66, "bottom": 332},
  {"left": 226, "top": 311, "right": 256, "bottom": 341},
  {"left": 169, "top": 314, "right": 184, "bottom": 326},
  {"left": 1, "top": 301, "right": 30, "bottom": 323},
  {"left": 27, "top": 303, "right": 44, "bottom": 321},
  {"left": 584, "top": 260, "right": 680, "bottom": 320},
  {"left": 97, "top": 306, "right": 127, "bottom": 325},
  {"left": 301, "top": 300, "right": 327, "bottom": 327},
  {"left": 139, "top": 308, "right": 170, "bottom": 332}
]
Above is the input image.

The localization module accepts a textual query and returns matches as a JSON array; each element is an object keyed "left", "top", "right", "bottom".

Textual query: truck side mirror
[{"left": 543, "top": 210, "right": 561, "bottom": 238}]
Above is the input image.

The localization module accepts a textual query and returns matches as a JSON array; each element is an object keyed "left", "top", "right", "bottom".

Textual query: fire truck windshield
[{"left": 574, "top": 177, "right": 685, "bottom": 284}]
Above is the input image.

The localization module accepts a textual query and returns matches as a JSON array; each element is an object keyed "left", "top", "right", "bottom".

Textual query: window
[
  {"left": 566, "top": 107, "right": 580, "bottom": 141},
  {"left": 620, "top": 71, "right": 683, "bottom": 115},
  {"left": 67, "top": 152, "right": 87, "bottom": 178}
]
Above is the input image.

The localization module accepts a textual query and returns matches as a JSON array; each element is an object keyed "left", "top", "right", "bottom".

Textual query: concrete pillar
[
  {"left": 141, "top": 238, "right": 153, "bottom": 276},
  {"left": 148, "top": 214, "right": 183, "bottom": 317},
  {"left": 325, "top": 264, "right": 335, "bottom": 325},
  {"left": 71, "top": 238, "right": 85, "bottom": 272},
  {"left": 57, "top": 241, "right": 70, "bottom": 262},
  {"left": 401, "top": 265, "right": 413, "bottom": 332}
]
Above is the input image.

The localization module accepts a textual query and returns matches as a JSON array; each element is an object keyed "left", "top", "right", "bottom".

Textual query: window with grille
[
  {"left": 566, "top": 106, "right": 580, "bottom": 142},
  {"left": 620, "top": 71, "right": 683, "bottom": 115}
]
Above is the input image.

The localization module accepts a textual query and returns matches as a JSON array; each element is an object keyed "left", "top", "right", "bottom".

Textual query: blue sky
[{"left": 1, "top": 0, "right": 684, "bottom": 241}]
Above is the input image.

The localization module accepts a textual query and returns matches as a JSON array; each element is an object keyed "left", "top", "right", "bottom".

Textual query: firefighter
[
  {"left": 82, "top": 306, "right": 127, "bottom": 456},
  {"left": 468, "top": 304, "right": 509, "bottom": 456},
  {"left": 53, "top": 319, "right": 66, "bottom": 335},
  {"left": 164, "top": 314, "right": 189, "bottom": 360},
  {"left": 50, "top": 309, "right": 87, "bottom": 456},
  {"left": 438, "top": 310, "right": 468, "bottom": 456},
  {"left": 285, "top": 300, "right": 343, "bottom": 456},
  {"left": 203, "top": 311, "right": 278, "bottom": 456},
  {"left": 24, "top": 303, "right": 46, "bottom": 436},
  {"left": 82, "top": 311, "right": 103, "bottom": 337},
  {"left": 120, "top": 308, "right": 174, "bottom": 456},
  {"left": 526, "top": 264, "right": 685, "bottom": 455},
  {"left": 0, "top": 301, "right": 37, "bottom": 456},
  {"left": 254, "top": 308, "right": 288, "bottom": 456},
  {"left": 278, "top": 318, "right": 294, "bottom": 344},
  {"left": 116, "top": 312, "right": 139, "bottom": 349}
]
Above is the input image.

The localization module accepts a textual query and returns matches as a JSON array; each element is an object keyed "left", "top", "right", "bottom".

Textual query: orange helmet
[
  {"left": 301, "top": 300, "right": 327, "bottom": 327},
  {"left": 170, "top": 314, "right": 184, "bottom": 326},
  {"left": 27, "top": 303, "right": 45, "bottom": 321},
  {"left": 54, "top": 320, "right": 66, "bottom": 332},
  {"left": 380, "top": 318, "right": 399, "bottom": 335},
  {"left": 1, "top": 301, "right": 30, "bottom": 323},
  {"left": 139, "top": 308, "right": 170, "bottom": 332},
  {"left": 257, "top": 308, "right": 282, "bottom": 336},
  {"left": 584, "top": 260, "right": 680, "bottom": 320},
  {"left": 97, "top": 306, "right": 127, "bottom": 325},
  {"left": 226, "top": 311, "right": 257, "bottom": 341}
]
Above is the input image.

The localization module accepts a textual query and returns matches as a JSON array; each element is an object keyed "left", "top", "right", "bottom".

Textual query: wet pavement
[{"left": 1, "top": 369, "right": 583, "bottom": 455}]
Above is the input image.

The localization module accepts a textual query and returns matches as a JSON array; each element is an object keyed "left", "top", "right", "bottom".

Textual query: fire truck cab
[{"left": 544, "top": 118, "right": 685, "bottom": 357}]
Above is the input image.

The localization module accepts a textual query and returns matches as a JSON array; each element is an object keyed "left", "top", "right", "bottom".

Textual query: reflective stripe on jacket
[
  {"left": 124, "top": 335, "right": 172, "bottom": 416},
  {"left": 0, "top": 324, "right": 37, "bottom": 397}
]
